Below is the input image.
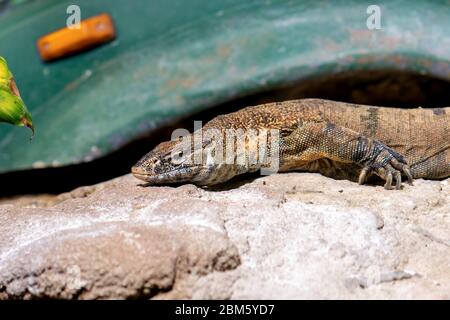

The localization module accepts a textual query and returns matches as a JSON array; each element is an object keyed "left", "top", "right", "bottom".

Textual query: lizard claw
[{"left": 358, "top": 142, "right": 413, "bottom": 190}]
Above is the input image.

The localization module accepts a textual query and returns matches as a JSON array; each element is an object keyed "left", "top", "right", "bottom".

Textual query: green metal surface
[{"left": 0, "top": 0, "right": 449, "bottom": 173}]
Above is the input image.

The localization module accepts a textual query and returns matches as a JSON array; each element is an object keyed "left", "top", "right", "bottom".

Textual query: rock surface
[{"left": 0, "top": 173, "right": 449, "bottom": 299}]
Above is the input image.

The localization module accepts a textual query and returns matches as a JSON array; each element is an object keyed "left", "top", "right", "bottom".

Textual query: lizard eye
[{"left": 169, "top": 151, "right": 183, "bottom": 160}]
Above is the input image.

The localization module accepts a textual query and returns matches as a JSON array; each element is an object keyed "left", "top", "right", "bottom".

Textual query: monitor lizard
[{"left": 132, "top": 99, "right": 449, "bottom": 190}]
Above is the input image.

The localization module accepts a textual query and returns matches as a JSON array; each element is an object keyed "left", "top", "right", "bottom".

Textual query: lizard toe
[
  {"left": 358, "top": 142, "right": 413, "bottom": 190},
  {"left": 375, "top": 164, "right": 401, "bottom": 190},
  {"left": 390, "top": 157, "right": 414, "bottom": 185}
]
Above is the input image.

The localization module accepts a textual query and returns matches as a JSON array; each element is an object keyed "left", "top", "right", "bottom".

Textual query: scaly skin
[{"left": 132, "top": 99, "right": 449, "bottom": 189}]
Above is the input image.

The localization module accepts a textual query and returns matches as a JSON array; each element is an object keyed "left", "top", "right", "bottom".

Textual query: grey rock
[{"left": 0, "top": 173, "right": 449, "bottom": 299}]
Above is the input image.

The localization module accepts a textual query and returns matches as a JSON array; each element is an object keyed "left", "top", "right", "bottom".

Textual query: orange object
[{"left": 37, "top": 13, "right": 116, "bottom": 62}]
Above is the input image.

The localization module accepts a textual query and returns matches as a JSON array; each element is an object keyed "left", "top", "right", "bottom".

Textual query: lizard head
[{"left": 132, "top": 138, "right": 221, "bottom": 186}]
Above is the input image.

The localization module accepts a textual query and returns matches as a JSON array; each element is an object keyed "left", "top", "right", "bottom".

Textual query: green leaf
[{"left": 0, "top": 56, "right": 34, "bottom": 135}]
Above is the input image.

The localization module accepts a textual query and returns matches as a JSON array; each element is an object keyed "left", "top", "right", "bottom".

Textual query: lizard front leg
[{"left": 280, "top": 121, "right": 413, "bottom": 189}]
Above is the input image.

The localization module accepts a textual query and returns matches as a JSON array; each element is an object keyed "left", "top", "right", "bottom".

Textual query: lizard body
[{"left": 132, "top": 99, "right": 449, "bottom": 189}]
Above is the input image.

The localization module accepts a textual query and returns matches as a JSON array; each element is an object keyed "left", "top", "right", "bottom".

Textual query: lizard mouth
[
  {"left": 131, "top": 171, "right": 152, "bottom": 181},
  {"left": 131, "top": 166, "right": 201, "bottom": 184},
  {"left": 131, "top": 166, "right": 164, "bottom": 183}
]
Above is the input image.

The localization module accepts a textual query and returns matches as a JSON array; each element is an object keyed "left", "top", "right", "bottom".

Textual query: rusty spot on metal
[
  {"left": 166, "top": 78, "right": 197, "bottom": 90},
  {"left": 316, "top": 38, "right": 340, "bottom": 53},
  {"left": 348, "top": 29, "right": 372, "bottom": 42},
  {"left": 216, "top": 44, "right": 232, "bottom": 58}
]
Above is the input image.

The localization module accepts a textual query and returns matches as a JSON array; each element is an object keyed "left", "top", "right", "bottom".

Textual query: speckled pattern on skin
[{"left": 133, "top": 99, "right": 449, "bottom": 189}]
